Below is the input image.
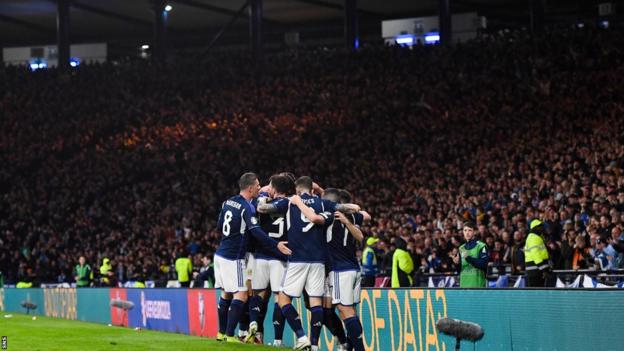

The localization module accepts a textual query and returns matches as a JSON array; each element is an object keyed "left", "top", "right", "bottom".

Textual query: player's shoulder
[
  {"left": 268, "top": 196, "right": 288, "bottom": 205},
  {"left": 299, "top": 193, "right": 321, "bottom": 206},
  {"left": 321, "top": 198, "right": 337, "bottom": 212},
  {"left": 276, "top": 197, "right": 291, "bottom": 210},
  {"left": 352, "top": 211, "right": 364, "bottom": 222},
  {"left": 223, "top": 195, "right": 245, "bottom": 210},
  {"left": 321, "top": 198, "right": 336, "bottom": 206}
]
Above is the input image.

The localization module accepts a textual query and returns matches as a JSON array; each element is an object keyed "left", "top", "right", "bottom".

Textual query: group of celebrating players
[{"left": 213, "top": 172, "right": 371, "bottom": 351}]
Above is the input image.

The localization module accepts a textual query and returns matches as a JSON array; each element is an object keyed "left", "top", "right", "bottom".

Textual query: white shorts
[
  {"left": 214, "top": 255, "right": 248, "bottom": 293},
  {"left": 329, "top": 270, "right": 361, "bottom": 306},
  {"left": 245, "top": 253, "right": 255, "bottom": 280},
  {"left": 280, "top": 262, "right": 325, "bottom": 298},
  {"left": 323, "top": 276, "right": 332, "bottom": 299},
  {"left": 252, "top": 258, "right": 286, "bottom": 292}
]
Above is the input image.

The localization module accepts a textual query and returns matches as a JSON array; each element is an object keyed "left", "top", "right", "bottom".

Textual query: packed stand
[{"left": 1, "top": 26, "right": 624, "bottom": 287}]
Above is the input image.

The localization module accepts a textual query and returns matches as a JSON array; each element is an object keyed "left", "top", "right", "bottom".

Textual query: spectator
[
  {"left": 594, "top": 237, "right": 612, "bottom": 271},
  {"left": 490, "top": 240, "right": 506, "bottom": 274},
  {"left": 510, "top": 231, "right": 525, "bottom": 275},
  {"left": 194, "top": 254, "right": 215, "bottom": 288},
  {"left": 572, "top": 236, "right": 592, "bottom": 270},
  {"left": 609, "top": 227, "right": 624, "bottom": 268},
  {"left": 561, "top": 230, "right": 577, "bottom": 270},
  {"left": 16, "top": 266, "right": 35, "bottom": 288},
  {"left": 1, "top": 26, "right": 624, "bottom": 287},
  {"left": 547, "top": 240, "right": 563, "bottom": 271},
  {"left": 441, "top": 247, "right": 460, "bottom": 273},
  {"left": 426, "top": 250, "right": 441, "bottom": 273},
  {"left": 377, "top": 239, "right": 393, "bottom": 277}
]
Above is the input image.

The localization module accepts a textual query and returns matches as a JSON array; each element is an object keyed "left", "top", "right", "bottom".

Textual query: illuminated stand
[
  {"left": 382, "top": 12, "right": 485, "bottom": 47},
  {"left": 2, "top": 43, "right": 107, "bottom": 71}
]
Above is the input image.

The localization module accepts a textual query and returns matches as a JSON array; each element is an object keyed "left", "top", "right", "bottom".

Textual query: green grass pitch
[{"left": 0, "top": 313, "right": 276, "bottom": 351}]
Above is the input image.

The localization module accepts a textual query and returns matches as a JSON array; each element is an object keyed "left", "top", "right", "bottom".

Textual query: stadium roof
[{"left": 0, "top": 0, "right": 612, "bottom": 53}]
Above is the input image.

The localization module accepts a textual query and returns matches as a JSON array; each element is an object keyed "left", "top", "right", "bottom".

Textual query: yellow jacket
[
  {"left": 175, "top": 257, "right": 193, "bottom": 283},
  {"left": 391, "top": 248, "right": 414, "bottom": 287}
]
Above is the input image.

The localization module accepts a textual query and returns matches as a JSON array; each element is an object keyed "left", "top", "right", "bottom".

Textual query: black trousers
[
  {"left": 179, "top": 281, "right": 190, "bottom": 288},
  {"left": 361, "top": 275, "right": 376, "bottom": 287},
  {"left": 526, "top": 270, "right": 545, "bottom": 287}
]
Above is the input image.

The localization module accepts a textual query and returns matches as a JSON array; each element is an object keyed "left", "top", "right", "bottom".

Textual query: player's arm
[
  {"left": 256, "top": 196, "right": 275, "bottom": 213},
  {"left": 335, "top": 203, "right": 361, "bottom": 214},
  {"left": 312, "top": 182, "right": 324, "bottom": 196},
  {"left": 216, "top": 202, "right": 225, "bottom": 228},
  {"left": 465, "top": 246, "right": 489, "bottom": 270},
  {"left": 243, "top": 209, "right": 292, "bottom": 256},
  {"left": 335, "top": 211, "right": 364, "bottom": 243},
  {"left": 290, "top": 195, "right": 327, "bottom": 224},
  {"left": 359, "top": 210, "right": 372, "bottom": 222},
  {"left": 257, "top": 202, "right": 280, "bottom": 214},
  {"left": 257, "top": 197, "right": 288, "bottom": 214}
]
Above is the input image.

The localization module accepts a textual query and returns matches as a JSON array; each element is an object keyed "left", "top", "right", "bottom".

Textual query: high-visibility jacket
[
  {"left": 459, "top": 240, "right": 488, "bottom": 288},
  {"left": 74, "top": 264, "right": 92, "bottom": 287},
  {"left": 391, "top": 248, "right": 414, "bottom": 287},
  {"left": 100, "top": 260, "right": 112, "bottom": 276},
  {"left": 16, "top": 281, "right": 33, "bottom": 288},
  {"left": 361, "top": 246, "right": 377, "bottom": 277},
  {"left": 100, "top": 259, "right": 112, "bottom": 284},
  {"left": 175, "top": 257, "right": 193, "bottom": 283},
  {"left": 524, "top": 233, "right": 550, "bottom": 271}
]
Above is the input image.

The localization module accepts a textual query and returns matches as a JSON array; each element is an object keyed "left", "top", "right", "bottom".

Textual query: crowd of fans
[{"left": 1, "top": 26, "right": 623, "bottom": 287}]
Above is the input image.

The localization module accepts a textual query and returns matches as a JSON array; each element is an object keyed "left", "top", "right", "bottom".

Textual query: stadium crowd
[{"left": 1, "top": 26, "right": 624, "bottom": 287}]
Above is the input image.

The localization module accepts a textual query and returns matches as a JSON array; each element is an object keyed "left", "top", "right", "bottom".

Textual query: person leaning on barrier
[
  {"left": 16, "top": 265, "right": 35, "bottom": 288},
  {"left": 452, "top": 221, "right": 489, "bottom": 288},
  {"left": 524, "top": 219, "right": 552, "bottom": 287},
  {"left": 134, "top": 273, "right": 146, "bottom": 288},
  {"left": 193, "top": 254, "right": 215, "bottom": 288}
]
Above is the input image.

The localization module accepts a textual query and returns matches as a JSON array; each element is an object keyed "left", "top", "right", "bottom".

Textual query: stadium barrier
[
  {"left": 1, "top": 287, "right": 623, "bottom": 350},
  {"left": 419, "top": 269, "right": 624, "bottom": 288}
]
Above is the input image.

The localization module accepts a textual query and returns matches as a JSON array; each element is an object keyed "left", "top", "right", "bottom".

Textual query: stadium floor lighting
[
  {"left": 141, "top": 44, "right": 150, "bottom": 50},
  {"left": 165, "top": 4, "right": 172, "bottom": 12}
]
